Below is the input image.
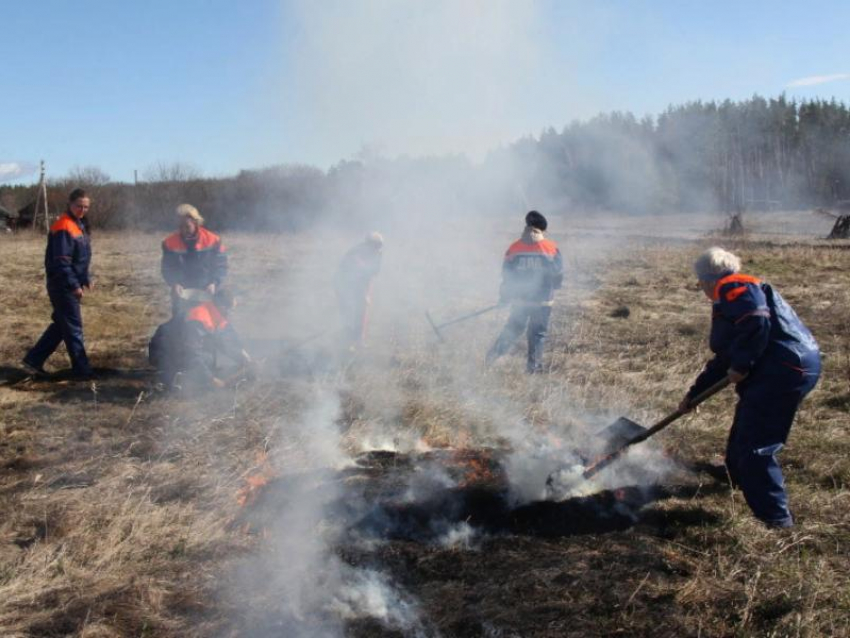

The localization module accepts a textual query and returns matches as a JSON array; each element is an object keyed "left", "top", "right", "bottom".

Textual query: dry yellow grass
[{"left": 0, "top": 226, "right": 848, "bottom": 637}]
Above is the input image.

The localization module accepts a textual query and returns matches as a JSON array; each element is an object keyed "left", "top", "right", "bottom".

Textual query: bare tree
[
  {"left": 67, "top": 165, "right": 111, "bottom": 186},
  {"left": 142, "top": 162, "right": 202, "bottom": 183}
]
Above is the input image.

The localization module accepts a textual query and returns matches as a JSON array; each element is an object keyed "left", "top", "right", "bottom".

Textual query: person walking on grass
[
  {"left": 486, "top": 211, "right": 563, "bottom": 373},
  {"left": 681, "top": 247, "right": 820, "bottom": 529},
  {"left": 22, "top": 188, "right": 95, "bottom": 380},
  {"left": 334, "top": 232, "right": 383, "bottom": 350},
  {"left": 161, "top": 203, "right": 228, "bottom": 317}
]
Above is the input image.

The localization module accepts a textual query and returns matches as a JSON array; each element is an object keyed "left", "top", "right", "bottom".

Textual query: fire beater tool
[
  {"left": 546, "top": 376, "right": 731, "bottom": 490},
  {"left": 425, "top": 304, "right": 502, "bottom": 342}
]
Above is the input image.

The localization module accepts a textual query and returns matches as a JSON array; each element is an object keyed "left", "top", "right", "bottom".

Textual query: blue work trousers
[
  {"left": 26, "top": 288, "right": 91, "bottom": 375},
  {"left": 487, "top": 304, "right": 552, "bottom": 373},
  {"left": 726, "top": 355, "right": 820, "bottom": 527},
  {"left": 337, "top": 289, "right": 369, "bottom": 347}
]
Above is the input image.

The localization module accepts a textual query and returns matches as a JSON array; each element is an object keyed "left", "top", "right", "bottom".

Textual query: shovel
[
  {"left": 426, "top": 304, "right": 502, "bottom": 342},
  {"left": 547, "top": 376, "right": 731, "bottom": 489}
]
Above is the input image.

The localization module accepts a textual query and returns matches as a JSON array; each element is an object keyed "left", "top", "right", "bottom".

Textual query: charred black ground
[
  {"left": 233, "top": 449, "right": 722, "bottom": 637},
  {"left": 238, "top": 449, "right": 677, "bottom": 541},
  {"left": 346, "top": 450, "right": 669, "bottom": 540}
]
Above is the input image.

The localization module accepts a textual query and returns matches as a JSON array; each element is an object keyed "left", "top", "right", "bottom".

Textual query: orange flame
[
  {"left": 451, "top": 450, "right": 497, "bottom": 487},
  {"left": 460, "top": 458, "right": 495, "bottom": 487},
  {"left": 236, "top": 451, "right": 275, "bottom": 508}
]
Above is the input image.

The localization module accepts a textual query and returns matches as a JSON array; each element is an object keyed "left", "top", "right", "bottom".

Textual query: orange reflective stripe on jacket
[
  {"left": 505, "top": 238, "right": 559, "bottom": 259},
  {"left": 195, "top": 227, "right": 223, "bottom": 251},
  {"left": 724, "top": 285, "right": 749, "bottom": 302},
  {"left": 163, "top": 232, "right": 187, "bottom": 253},
  {"left": 185, "top": 302, "right": 228, "bottom": 332},
  {"left": 713, "top": 274, "right": 761, "bottom": 301},
  {"left": 162, "top": 227, "right": 223, "bottom": 254},
  {"left": 50, "top": 214, "right": 84, "bottom": 238}
]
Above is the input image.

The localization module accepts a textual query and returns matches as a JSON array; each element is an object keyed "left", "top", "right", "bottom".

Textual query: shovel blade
[
  {"left": 545, "top": 417, "right": 647, "bottom": 496},
  {"left": 596, "top": 417, "right": 647, "bottom": 455}
]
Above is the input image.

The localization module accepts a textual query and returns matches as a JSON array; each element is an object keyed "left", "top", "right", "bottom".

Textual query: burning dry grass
[{"left": 0, "top": 227, "right": 849, "bottom": 636}]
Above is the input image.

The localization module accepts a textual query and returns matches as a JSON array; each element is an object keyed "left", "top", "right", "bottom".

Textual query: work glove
[{"left": 727, "top": 368, "right": 748, "bottom": 384}]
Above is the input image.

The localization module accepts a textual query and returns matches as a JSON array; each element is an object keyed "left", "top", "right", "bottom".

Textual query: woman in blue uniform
[{"left": 681, "top": 247, "right": 820, "bottom": 528}]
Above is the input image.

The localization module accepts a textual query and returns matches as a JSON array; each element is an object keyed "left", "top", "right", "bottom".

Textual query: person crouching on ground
[
  {"left": 681, "top": 246, "right": 820, "bottom": 528},
  {"left": 161, "top": 203, "right": 228, "bottom": 317},
  {"left": 149, "top": 288, "right": 252, "bottom": 391},
  {"left": 334, "top": 232, "right": 383, "bottom": 350},
  {"left": 23, "top": 188, "right": 95, "bottom": 380},
  {"left": 486, "top": 211, "right": 563, "bottom": 373}
]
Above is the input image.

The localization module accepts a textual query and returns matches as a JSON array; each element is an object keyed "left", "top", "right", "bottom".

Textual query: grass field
[{"left": 0, "top": 220, "right": 848, "bottom": 637}]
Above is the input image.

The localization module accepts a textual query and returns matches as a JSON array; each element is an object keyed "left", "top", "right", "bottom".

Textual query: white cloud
[
  {"left": 786, "top": 73, "right": 850, "bottom": 88},
  {"left": 0, "top": 161, "right": 36, "bottom": 182}
]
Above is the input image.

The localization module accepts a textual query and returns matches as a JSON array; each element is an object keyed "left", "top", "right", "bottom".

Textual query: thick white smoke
[
  {"left": 281, "top": 0, "right": 594, "bottom": 164},
  {"left": 224, "top": 3, "right": 684, "bottom": 634},
  {"left": 231, "top": 386, "right": 431, "bottom": 636}
]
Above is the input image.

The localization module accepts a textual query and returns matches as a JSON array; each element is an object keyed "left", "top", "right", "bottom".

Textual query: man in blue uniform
[
  {"left": 23, "top": 188, "right": 95, "bottom": 380},
  {"left": 682, "top": 247, "right": 821, "bottom": 528},
  {"left": 486, "top": 211, "right": 563, "bottom": 373}
]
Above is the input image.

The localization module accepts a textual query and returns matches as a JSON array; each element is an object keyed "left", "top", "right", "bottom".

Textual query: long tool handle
[
  {"left": 623, "top": 376, "right": 731, "bottom": 446},
  {"left": 582, "top": 376, "right": 731, "bottom": 479},
  {"left": 425, "top": 310, "right": 445, "bottom": 342},
  {"left": 438, "top": 304, "right": 501, "bottom": 330},
  {"left": 280, "top": 328, "right": 330, "bottom": 355}
]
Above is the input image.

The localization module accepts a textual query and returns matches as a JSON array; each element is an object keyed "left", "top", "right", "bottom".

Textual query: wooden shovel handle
[
  {"left": 583, "top": 376, "right": 731, "bottom": 479},
  {"left": 629, "top": 377, "right": 732, "bottom": 445}
]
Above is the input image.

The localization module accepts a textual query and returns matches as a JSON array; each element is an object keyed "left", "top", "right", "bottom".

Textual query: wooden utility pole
[{"left": 33, "top": 160, "right": 50, "bottom": 233}]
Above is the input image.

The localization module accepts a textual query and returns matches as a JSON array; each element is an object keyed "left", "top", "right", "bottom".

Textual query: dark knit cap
[{"left": 525, "top": 210, "right": 547, "bottom": 231}]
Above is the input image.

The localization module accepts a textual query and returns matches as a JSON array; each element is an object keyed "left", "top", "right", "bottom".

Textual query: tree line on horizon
[
  {"left": 516, "top": 94, "right": 850, "bottom": 214},
  {"left": 3, "top": 94, "right": 850, "bottom": 231}
]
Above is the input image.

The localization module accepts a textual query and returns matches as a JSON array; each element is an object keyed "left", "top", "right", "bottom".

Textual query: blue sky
[{"left": 2, "top": 0, "right": 849, "bottom": 184}]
